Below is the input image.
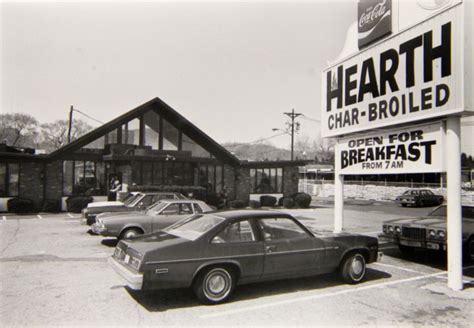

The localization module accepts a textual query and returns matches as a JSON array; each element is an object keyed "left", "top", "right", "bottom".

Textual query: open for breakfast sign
[{"left": 335, "top": 122, "right": 445, "bottom": 174}]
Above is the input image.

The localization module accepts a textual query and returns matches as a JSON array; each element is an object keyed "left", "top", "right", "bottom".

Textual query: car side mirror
[{"left": 264, "top": 232, "right": 272, "bottom": 241}]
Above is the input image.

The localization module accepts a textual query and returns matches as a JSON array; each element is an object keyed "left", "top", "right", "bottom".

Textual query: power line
[
  {"left": 224, "top": 132, "right": 288, "bottom": 148},
  {"left": 73, "top": 108, "right": 104, "bottom": 125},
  {"left": 301, "top": 114, "right": 321, "bottom": 123}
]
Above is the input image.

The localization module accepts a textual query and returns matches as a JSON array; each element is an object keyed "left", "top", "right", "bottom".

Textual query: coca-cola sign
[{"left": 358, "top": 0, "right": 392, "bottom": 49}]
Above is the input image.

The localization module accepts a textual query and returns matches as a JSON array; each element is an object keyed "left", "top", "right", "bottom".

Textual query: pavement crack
[{"left": 0, "top": 220, "right": 21, "bottom": 255}]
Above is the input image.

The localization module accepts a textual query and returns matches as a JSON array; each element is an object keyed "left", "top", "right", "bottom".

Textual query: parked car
[
  {"left": 81, "top": 192, "right": 186, "bottom": 225},
  {"left": 395, "top": 189, "right": 444, "bottom": 207},
  {"left": 92, "top": 199, "right": 213, "bottom": 239},
  {"left": 379, "top": 204, "right": 474, "bottom": 258},
  {"left": 108, "top": 210, "right": 380, "bottom": 304}
]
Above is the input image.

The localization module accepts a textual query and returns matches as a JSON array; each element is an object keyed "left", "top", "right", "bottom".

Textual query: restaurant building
[{"left": 0, "top": 98, "right": 306, "bottom": 211}]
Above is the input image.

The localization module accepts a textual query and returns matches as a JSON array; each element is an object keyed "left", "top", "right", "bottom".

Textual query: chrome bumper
[
  {"left": 108, "top": 257, "right": 143, "bottom": 290},
  {"left": 91, "top": 223, "right": 106, "bottom": 235}
]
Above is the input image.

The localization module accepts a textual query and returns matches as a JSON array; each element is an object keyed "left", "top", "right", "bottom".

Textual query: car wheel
[
  {"left": 120, "top": 228, "right": 142, "bottom": 240},
  {"left": 399, "top": 244, "right": 415, "bottom": 256},
  {"left": 340, "top": 253, "right": 366, "bottom": 284},
  {"left": 194, "top": 266, "right": 235, "bottom": 304},
  {"left": 401, "top": 204, "right": 407, "bottom": 207}
]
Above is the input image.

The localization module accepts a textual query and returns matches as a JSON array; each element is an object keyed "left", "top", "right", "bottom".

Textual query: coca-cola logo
[{"left": 359, "top": 0, "right": 388, "bottom": 29}]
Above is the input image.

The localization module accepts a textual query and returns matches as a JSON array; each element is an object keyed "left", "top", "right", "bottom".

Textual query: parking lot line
[
  {"left": 2, "top": 216, "right": 5, "bottom": 221},
  {"left": 200, "top": 271, "right": 447, "bottom": 319},
  {"left": 67, "top": 213, "right": 74, "bottom": 218},
  {"left": 372, "top": 262, "right": 430, "bottom": 275},
  {"left": 37, "top": 215, "right": 42, "bottom": 219}
]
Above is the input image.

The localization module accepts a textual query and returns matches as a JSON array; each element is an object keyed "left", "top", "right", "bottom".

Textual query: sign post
[
  {"left": 334, "top": 143, "right": 344, "bottom": 233},
  {"left": 446, "top": 116, "right": 463, "bottom": 290}
]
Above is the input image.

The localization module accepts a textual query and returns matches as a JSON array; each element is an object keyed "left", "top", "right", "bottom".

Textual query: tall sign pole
[{"left": 446, "top": 116, "right": 463, "bottom": 290}]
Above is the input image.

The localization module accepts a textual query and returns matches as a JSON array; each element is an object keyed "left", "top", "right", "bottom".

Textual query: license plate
[
  {"left": 426, "top": 243, "right": 440, "bottom": 250},
  {"left": 400, "top": 240, "right": 422, "bottom": 247},
  {"left": 124, "top": 254, "right": 130, "bottom": 263}
]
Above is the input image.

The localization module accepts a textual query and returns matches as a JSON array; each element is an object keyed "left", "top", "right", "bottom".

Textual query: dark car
[
  {"left": 92, "top": 199, "right": 214, "bottom": 239},
  {"left": 109, "top": 210, "right": 380, "bottom": 304},
  {"left": 379, "top": 204, "right": 474, "bottom": 257},
  {"left": 81, "top": 192, "right": 186, "bottom": 225},
  {"left": 395, "top": 189, "right": 444, "bottom": 207}
]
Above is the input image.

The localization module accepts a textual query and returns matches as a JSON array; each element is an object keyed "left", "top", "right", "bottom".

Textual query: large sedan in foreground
[
  {"left": 109, "top": 210, "right": 379, "bottom": 304},
  {"left": 92, "top": 199, "right": 213, "bottom": 239},
  {"left": 380, "top": 204, "right": 474, "bottom": 258}
]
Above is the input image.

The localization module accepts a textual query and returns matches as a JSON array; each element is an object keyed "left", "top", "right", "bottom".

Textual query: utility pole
[
  {"left": 67, "top": 105, "right": 74, "bottom": 143},
  {"left": 283, "top": 109, "right": 302, "bottom": 160}
]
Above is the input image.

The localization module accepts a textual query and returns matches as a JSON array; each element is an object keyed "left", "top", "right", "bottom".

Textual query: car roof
[
  {"left": 160, "top": 199, "right": 203, "bottom": 204},
  {"left": 209, "top": 209, "right": 291, "bottom": 220},
  {"left": 137, "top": 192, "right": 183, "bottom": 195}
]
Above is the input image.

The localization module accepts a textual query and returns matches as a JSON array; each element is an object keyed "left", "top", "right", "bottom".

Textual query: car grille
[{"left": 402, "top": 227, "right": 426, "bottom": 240}]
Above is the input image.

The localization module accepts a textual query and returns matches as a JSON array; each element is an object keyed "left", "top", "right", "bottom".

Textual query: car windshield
[
  {"left": 429, "top": 206, "right": 447, "bottom": 217},
  {"left": 428, "top": 205, "right": 474, "bottom": 220},
  {"left": 124, "top": 194, "right": 140, "bottom": 206},
  {"left": 163, "top": 214, "right": 225, "bottom": 241},
  {"left": 145, "top": 202, "right": 169, "bottom": 216}
]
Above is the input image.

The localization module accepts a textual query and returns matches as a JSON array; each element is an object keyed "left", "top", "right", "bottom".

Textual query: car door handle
[{"left": 265, "top": 245, "right": 276, "bottom": 253}]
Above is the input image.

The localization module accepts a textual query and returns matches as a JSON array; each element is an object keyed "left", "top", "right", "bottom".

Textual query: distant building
[{"left": 0, "top": 98, "right": 307, "bottom": 211}]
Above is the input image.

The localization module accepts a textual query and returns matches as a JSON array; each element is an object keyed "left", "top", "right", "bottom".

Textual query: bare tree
[
  {"left": 40, "top": 119, "right": 93, "bottom": 151},
  {"left": 0, "top": 113, "right": 39, "bottom": 147},
  {"left": 312, "top": 136, "right": 336, "bottom": 163}
]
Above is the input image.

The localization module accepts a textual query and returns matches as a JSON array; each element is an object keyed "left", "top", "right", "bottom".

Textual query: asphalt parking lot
[{"left": 1, "top": 201, "right": 473, "bottom": 327}]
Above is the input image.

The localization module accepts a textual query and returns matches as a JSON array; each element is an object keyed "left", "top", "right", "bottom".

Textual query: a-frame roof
[{"left": 48, "top": 97, "right": 240, "bottom": 166}]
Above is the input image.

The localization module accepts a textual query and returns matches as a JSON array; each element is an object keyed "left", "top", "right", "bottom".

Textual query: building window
[
  {"left": 63, "top": 160, "right": 105, "bottom": 196},
  {"left": 0, "top": 163, "right": 19, "bottom": 197},
  {"left": 197, "top": 164, "right": 224, "bottom": 193},
  {"left": 182, "top": 133, "right": 211, "bottom": 158},
  {"left": 250, "top": 167, "right": 283, "bottom": 193},
  {"left": 143, "top": 111, "right": 160, "bottom": 149},
  {"left": 162, "top": 119, "right": 179, "bottom": 150}
]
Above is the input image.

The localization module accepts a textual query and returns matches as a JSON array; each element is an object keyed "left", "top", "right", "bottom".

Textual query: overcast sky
[
  {"left": 0, "top": 0, "right": 355, "bottom": 148},
  {"left": 1, "top": 0, "right": 472, "bottom": 155}
]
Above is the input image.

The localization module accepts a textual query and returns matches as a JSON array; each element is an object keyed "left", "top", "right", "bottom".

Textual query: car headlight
[
  {"left": 382, "top": 225, "right": 387, "bottom": 233},
  {"left": 438, "top": 230, "right": 446, "bottom": 239},
  {"left": 395, "top": 226, "right": 401, "bottom": 234},
  {"left": 388, "top": 225, "right": 394, "bottom": 233},
  {"left": 428, "top": 229, "right": 436, "bottom": 237}
]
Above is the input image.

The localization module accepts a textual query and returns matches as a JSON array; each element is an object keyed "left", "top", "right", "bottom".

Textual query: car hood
[
  {"left": 384, "top": 216, "right": 447, "bottom": 228},
  {"left": 88, "top": 201, "right": 124, "bottom": 208}
]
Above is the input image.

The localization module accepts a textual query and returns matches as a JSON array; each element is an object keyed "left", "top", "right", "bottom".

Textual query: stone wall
[
  {"left": 223, "top": 165, "right": 236, "bottom": 199},
  {"left": 45, "top": 161, "right": 63, "bottom": 202},
  {"left": 19, "top": 162, "right": 45, "bottom": 209},
  {"left": 283, "top": 166, "right": 299, "bottom": 195},
  {"left": 234, "top": 167, "right": 250, "bottom": 202}
]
